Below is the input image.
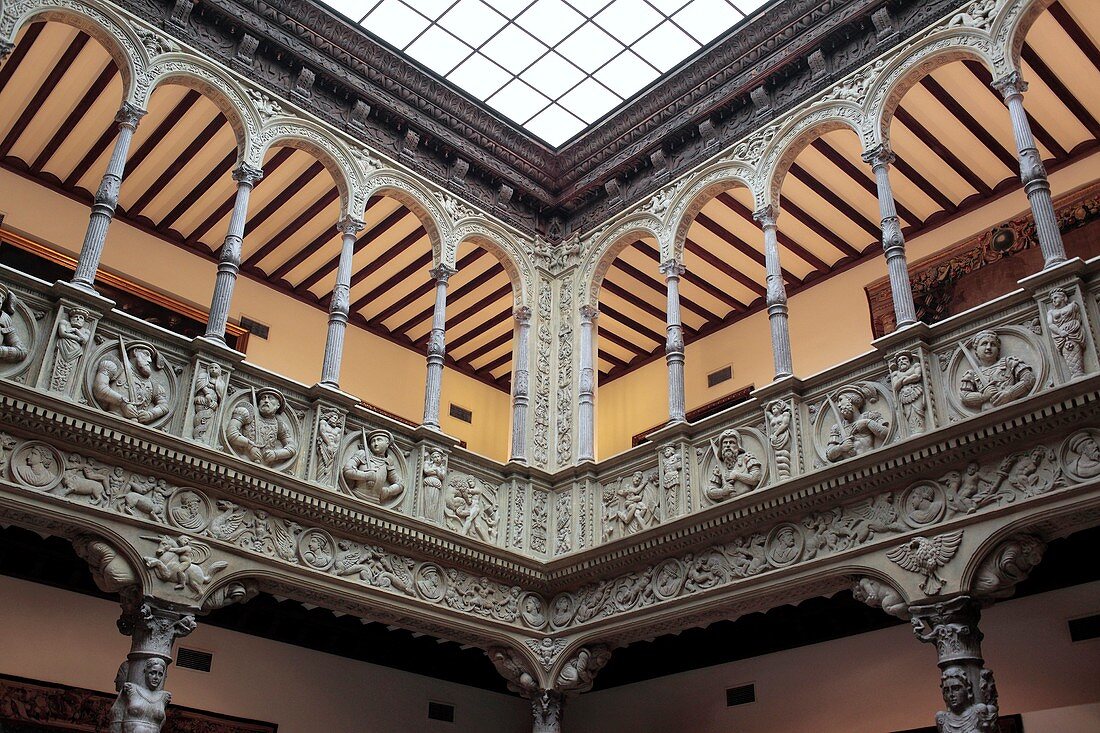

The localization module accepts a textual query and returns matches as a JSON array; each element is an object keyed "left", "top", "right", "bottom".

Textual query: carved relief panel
[
  {"left": 416, "top": 442, "right": 449, "bottom": 524},
  {"left": 443, "top": 470, "right": 500, "bottom": 544},
  {"left": 42, "top": 301, "right": 98, "bottom": 396},
  {"left": 938, "top": 322, "right": 1048, "bottom": 420},
  {"left": 338, "top": 426, "right": 409, "bottom": 509},
  {"left": 308, "top": 405, "right": 346, "bottom": 486},
  {"left": 809, "top": 379, "right": 896, "bottom": 467},
  {"left": 1036, "top": 285, "right": 1097, "bottom": 381},
  {"left": 0, "top": 284, "right": 37, "bottom": 381},
  {"left": 601, "top": 467, "right": 660, "bottom": 540},
  {"left": 83, "top": 332, "right": 180, "bottom": 429},
  {"left": 697, "top": 427, "right": 769, "bottom": 505},
  {"left": 183, "top": 358, "right": 231, "bottom": 445},
  {"left": 222, "top": 385, "right": 302, "bottom": 473}
]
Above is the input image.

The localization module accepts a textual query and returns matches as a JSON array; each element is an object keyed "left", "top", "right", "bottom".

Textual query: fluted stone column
[
  {"left": 994, "top": 71, "right": 1067, "bottom": 268},
  {"left": 531, "top": 692, "right": 563, "bottom": 733},
  {"left": 422, "top": 264, "right": 456, "bottom": 428},
  {"left": 910, "top": 596, "right": 1000, "bottom": 733},
  {"left": 72, "top": 103, "right": 146, "bottom": 290},
  {"left": 754, "top": 206, "right": 793, "bottom": 379},
  {"left": 319, "top": 216, "right": 365, "bottom": 387},
  {"left": 661, "top": 260, "right": 687, "bottom": 423},
  {"left": 864, "top": 145, "right": 917, "bottom": 328},
  {"left": 204, "top": 163, "right": 263, "bottom": 341},
  {"left": 578, "top": 304, "right": 598, "bottom": 462},
  {"left": 510, "top": 305, "right": 532, "bottom": 463},
  {"left": 110, "top": 598, "right": 197, "bottom": 733}
]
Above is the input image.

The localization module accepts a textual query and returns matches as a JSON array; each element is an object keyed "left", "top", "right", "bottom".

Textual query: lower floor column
[{"left": 531, "top": 691, "right": 563, "bottom": 733}]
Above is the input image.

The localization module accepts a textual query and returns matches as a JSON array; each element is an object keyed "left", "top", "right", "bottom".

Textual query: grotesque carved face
[
  {"left": 896, "top": 354, "right": 911, "bottom": 370},
  {"left": 71, "top": 312, "right": 86, "bottom": 327},
  {"left": 940, "top": 669, "right": 971, "bottom": 713},
  {"left": 144, "top": 659, "right": 166, "bottom": 691},
  {"left": 974, "top": 333, "right": 1001, "bottom": 364},
  {"left": 132, "top": 348, "right": 153, "bottom": 377},
  {"left": 369, "top": 434, "right": 390, "bottom": 456},
  {"left": 258, "top": 393, "right": 280, "bottom": 417}
]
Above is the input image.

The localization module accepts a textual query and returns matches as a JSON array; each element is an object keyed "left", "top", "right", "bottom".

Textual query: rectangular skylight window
[{"left": 314, "top": 0, "right": 781, "bottom": 146}]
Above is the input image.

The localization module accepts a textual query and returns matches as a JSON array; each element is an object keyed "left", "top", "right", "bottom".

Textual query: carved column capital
[
  {"left": 514, "top": 304, "right": 532, "bottom": 323},
  {"left": 232, "top": 162, "right": 264, "bottom": 186},
  {"left": 118, "top": 598, "right": 197, "bottom": 661},
  {"left": 532, "top": 691, "right": 563, "bottom": 733},
  {"left": 659, "top": 259, "right": 685, "bottom": 278},
  {"left": 0, "top": 40, "right": 14, "bottom": 62},
  {"left": 430, "top": 264, "right": 457, "bottom": 283},
  {"left": 115, "top": 103, "right": 147, "bottom": 129},
  {"left": 337, "top": 216, "right": 365, "bottom": 236},
  {"left": 579, "top": 304, "right": 599, "bottom": 323},
  {"left": 861, "top": 144, "right": 895, "bottom": 169},
  {"left": 972, "top": 534, "right": 1045, "bottom": 601},
  {"left": 909, "top": 595, "right": 984, "bottom": 668},
  {"left": 992, "top": 70, "right": 1028, "bottom": 100},
  {"left": 753, "top": 205, "right": 778, "bottom": 227}
]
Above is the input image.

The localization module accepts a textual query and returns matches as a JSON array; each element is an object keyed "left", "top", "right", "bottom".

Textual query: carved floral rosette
[
  {"left": 810, "top": 379, "right": 896, "bottom": 465},
  {"left": 335, "top": 425, "right": 410, "bottom": 510},
  {"left": 697, "top": 426, "right": 770, "bottom": 505},
  {"left": 941, "top": 323, "right": 1047, "bottom": 419},
  {"left": 220, "top": 385, "right": 302, "bottom": 472},
  {"left": 82, "top": 336, "right": 178, "bottom": 428},
  {"left": 0, "top": 283, "right": 37, "bottom": 380}
]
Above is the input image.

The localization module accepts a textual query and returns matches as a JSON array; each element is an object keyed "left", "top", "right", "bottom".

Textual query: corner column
[
  {"left": 661, "top": 259, "right": 687, "bottom": 423},
  {"left": 578, "top": 304, "right": 598, "bottom": 462},
  {"left": 754, "top": 206, "right": 793, "bottom": 379},
  {"left": 864, "top": 145, "right": 917, "bottom": 328},
  {"left": 422, "top": 264, "right": 456, "bottom": 428},
  {"left": 72, "top": 103, "right": 146, "bottom": 291},
  {"left": 531, "top": 692, "right": 564, "bottom": 733},
  {"left": 319, "top": 216, "right": 366, "bottom": 387},
  {"left": 204, "top": 163, "right": 264, "bottom": 341},
  {"left": 993, "top": 71, "right": 1067, "bottom": 268},
  {"left": 510, "top": 305, "right": 533, "bottom": 463}
]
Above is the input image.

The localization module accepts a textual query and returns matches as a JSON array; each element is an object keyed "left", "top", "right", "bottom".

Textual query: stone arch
[
  {"left": 0, "top": 0, "right": 146, "bottom": 105},
  {"left": 666, "top": 160, "right": 755, "bottom": 263},
  {"left": 254, "top": 119, "right": 358, "bottom": 221},
  {"left": 755, "top": 103, "right": 868, "bottom": 210},
  {"left": 996, "top": 0, "right": 1055, "bottom": 77},
  {"left": 579, "top": 213, "right": 662, "bottom": 307},
  {"left": 451, "top": 219, "right": 532, "bottom": 307},
  {"left": 142, "top": 55, "right": 259, "bottom": 164},
  {"left": 864, "top": 30, "right": 999, "bottom": 150},
  {"left": 362, "top": 170, "right": 450, "bottom": 268}
]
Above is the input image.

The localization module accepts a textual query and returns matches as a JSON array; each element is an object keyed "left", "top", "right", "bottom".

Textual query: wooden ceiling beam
[
  {"left": 788, "top": 162, "right": 882, "bottom": 240},
  {"left": 0, "top": 23, "right": 45, "bottom": 97},
  {"left": 631, "top": 240, "right": 746, "bottom": 311},
  {"left": 890, "top": 152, "right": 957, "bottom": 212},
  {"left": 157, "top": 149, "right": 236, "bottom": 230},
  {"left": 248, "top": 187, "right": 339, "bottom": 274},
  {"left": 129, "top": 114, "right": 227, "bottom": 218},
  {"left": 414, "top": 282, "right": 512, "bottom": 344},
  {"left": 0, "top": 33, "right": 90, "bottom": 159},
  {"left": 694, "top": 212, "right": 800, "bottom": 285},
  {"left": 361, "top": 242, "right": 479, "bottom": 319},
  {"left": 598, "top": 327, "right": 651, "bottom": 359},
  {"left": 122, "top": 89, "right": 201, "bottom": 177},
  {"left": 607, "top": 260, "right": 717, "bottom": 325},
  {"left": 269, "top": 195, "right": 384, "bottom": 284},
  {"left": 1049, "top": 3, "right": 1100, "bottom": 77},
  {"left": 353, "top": 251, "right": 433, "bottom": 317},
  {"left": 295, "top": 205, "right": 410, "bottom": 292},
  {"left": 235, "top": 161, "right": 326, "bottom": 259},
  {"left": 184, "top": 147, "right": 295, "bottom": 247},
  {"left": 458, "top": 329, "right": 512, "bottom": 364},
  {"left": 809, "top": 139, "right": 922, "bottom": 225},
  {"left": 963, "top": 60, "right": 1067, "bottom": 158},
  {"left": 480, "top": 351, "right": 513, "bottom": 376},
  {"left": 893, "top": 107, "right": 993, "bottom": 197},
  {"left": 917, "top": 76, "right": 1018, "bottom": 173},
  {"left": 32, "top": 62, "right": 117, "bottom": 172},
  {"left": 446, "top": 307, "right": 512, "bottom": 352},
  {"left": 598, "top": 302, "right": 665, "bottom": 346},
  {"left": 1021, "top": 44, "right": 1100, "bottom": 140},
  {"left": 601, "top": 278, "right": 676, "bottom": 327},
  {"left": 715, "top": 191, "right": 831, "bottom": 273},
  {"left": 598, "top": 349, "right": 630, "bottom": 372},
  {"left": 684, "top": 237, "right": 767, "bottom": 298},
  {"left": 395, "top": 261, "right": 505, "bottom": 335}
]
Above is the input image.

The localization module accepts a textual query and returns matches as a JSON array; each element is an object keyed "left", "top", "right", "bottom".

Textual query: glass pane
[
  {"left": 439, "top": 0, "right": 507, "bottom": 47},
  {"left": 633, "top": 21, "right": 698, "bottom": 72},
  {"left": 482, "top": 24, "right": 549, "bottom": 73},
  {"left": 399, "top": 0, "right": 456, "bottom": 21},
  {"left": 594, "top": 0, "right": 662, "bottom": 44},
  {"left": 594, "top": 49, "right": 659, "bottom": 97},
  {"left": 520, "top": 53, "right": 585, "bottom": 99},
  {"left": 487, "top": 78, "right": 551, "bottom": 123},
  {"left": 405, "top": 25, "right": 473, "bottom": 75},
  {"left": 448, "top": 54, "right": 513, "bottom": 100},
  {"left": 673, "top": 0, "right": 740, "bottom": 43},
  {"left": 558, "top": 77, "right": 620, "bottom": 122},
  {"left": 516, "top": 0, "right": 586, "bottom": 46},
  {"left": 323, "top": 0, "right": 378, "bottom": 22},
  {"left": 526, "top": 104, "right": 586, "bottom": 145},
  {"left": 362, "top": 0, "right": 431, "bottom": 49},
  {"left": 556, "top": 22, "right": 622, "bottom": 73}
]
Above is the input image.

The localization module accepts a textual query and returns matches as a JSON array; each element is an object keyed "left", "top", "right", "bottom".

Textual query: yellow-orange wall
[
  {"left": 0, "top": 168, "right": 513, "bottom": 460},
  {"left": 596, "top": 152, "right": 1100, "bottom": 458}
]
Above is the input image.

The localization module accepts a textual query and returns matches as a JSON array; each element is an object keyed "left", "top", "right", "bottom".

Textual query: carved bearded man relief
[
  {"left": 92, "top": 343, "right": 171, "bottom": 425},
  {"left": 227, "top": 388, "right": 298, "bottom": 468},
  {"left": 706, "top": 429, "right": 762, "bottom": 502}
]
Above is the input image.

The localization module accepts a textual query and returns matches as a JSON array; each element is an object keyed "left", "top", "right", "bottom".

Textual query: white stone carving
[
  {"left": 340, "top": 428, "right": 406, "bottom": 505},
  {"left": 420, "top": 446, "right": 447, "bottom": 521},
  {"left": 702, "top": 428, "right": 766, "bottom": 503},
  {"left": 602, "top": 470, "right": 658, "bottom": 538},
  {"left": 313, "top": 407, "right": 344, "bottom": 485},
  {"left": 815, "top": 382, "right": 893, "bottom": 463},
  {"left": 952, "top": 328, "right": 1040, "bottom": 414},
  {"left": 9, "top": 441, "right": 64, "bottom": 491},
  {"left": 190, "top": 361, "right": 227, "bottom": 441},
  {"left": 88, "top": 337, "right": 175, "bottom": 426},
  {"left": 443, "top": 473, "right": 499, "bottom": 543},
  {"left": 1046, "top": 288, "right": 1087, "bottom": 377},
  {"left": 50, "top": 306, "right": 91, "bottom": 392},
  {"left": 141, "top": 534, "right": 228, "bottom": 597},
  {"left": 886, "top": 530, "right": 964, "bottom": 595},
  {"left": 889, "top": 350, "right": 927, "bottom": 435},
  {"left": 224, "top": 387, "right": 299, "bottom": 470}
]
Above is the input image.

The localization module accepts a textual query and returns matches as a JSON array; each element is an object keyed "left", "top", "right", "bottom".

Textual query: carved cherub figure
[
  {"left": 227, "top": 389, "right": 297, "bottom": 467},
  {"left": 52, "top": 307, "right": 91, "bottom": 390},
  {"left": 93, "top": 345, "right": 169, "bottom": 424},
  {"left": 936, "top": 666, "right": 998, "bottom": 733},
  {"left": 706, "top": 429, "right": 762, "bottom": 501},
  {"left": 342, "top": 429, "right": 404, "bottom": 503},
  {"left": 959, "top": 330, "right": 1036, "bottom": 411},
  {"left": 1047, "top": 288, "right": 1086, "bottom": 377},
  {"left": 889, "top": 352, "right": 926, "bottom": 434},
  {"left": 604, "top": 471, "right": 657, "bottom": 536},
  {"left": 142, "top": 534, "right": 227, "bottom": 596},
  {"left": 826, "top": 386, "right": 889, "bottom": 461}
]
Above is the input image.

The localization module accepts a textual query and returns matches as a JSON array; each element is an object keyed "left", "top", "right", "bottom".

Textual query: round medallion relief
[
  {"left": 414, "top": 562, "right": 447, "bottom": 602},
  {"left": 166, "top": 488, "right": 212, "bottom": 532},
  {"left": 298, "top": 528, "right": 336, "bottom": 571},
  {"left": 902, "top": 481, "right": 947, "bottom": 528},
  {"left": 765, "top": 523, "right": 804, "bottom": 568}
]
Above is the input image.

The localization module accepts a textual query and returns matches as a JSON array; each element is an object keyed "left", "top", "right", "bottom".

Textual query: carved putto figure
[
  {"left": 0, "top": 287, "right": 28, "bottom": 363},
  {"left": 93, "top": 342, "right": 170, "bottom": 424},
  {"left": 889, "top": 352, "right": 926, "bottom": 434},
  {"left": 705, "top": 429, "right": 762, "bottom": 502},
  {"left": 936, "top": 666, "right": 998, "bottom": 733},
  {"left": 58, "top": 455, "right": 112, "bottom": 504},
  {"left": 142, "top": 534, "right": 227, "bottom": 596},
  {"left": 603, "top": 471, "right": 658, "bottom": 537},
  {"left": 190, "top": 362, "right": 226, "bottom": 439},
  {"left": 51, "top": 307, "right": 91, "bottom": 390},
  {"left": 851, "top": 577, "right": 908, "bottom": 619},
  {"left": 825, "top": 385, "right": 889, "bottom": 462},
  {"left": 766, "top": 400, "right": 793, "bottom": 479},
  {"left": 444, "top": 476, "right": 499, "bottom": 543},
  {"left": 1046, "top": 288, "right": 1086, "bottom": 377},
  {"left": 108, "top": 658, "right": 171, "bottom": 733},
  {"left": 227, "top": 388, "right": 298, "bottom": 468},
  {"left": 948, "top": 0, "right": 995, "bottom": 29},
  {"left": 958, "top": 330, "right": 1036, "bottom": 411},
  {"left": 421, "top": 448, "right": 447, "bottom": 519},
  {"left": 342, "top": 429, "right": 404, "bottom": 503},
  {"left": 314, "top": 409, "right": 343, "bottom": 482}
]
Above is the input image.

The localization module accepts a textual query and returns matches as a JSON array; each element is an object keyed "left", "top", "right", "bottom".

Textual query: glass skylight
[{"left": 321, "top": 0, "right": 773, "bottom": 146}]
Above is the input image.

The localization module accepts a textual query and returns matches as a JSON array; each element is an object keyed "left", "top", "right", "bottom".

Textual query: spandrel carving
[
  {"left": 951, "top": 329, "right": 1041, "bottom": 414},
  {"left": 88, "top": 338, "right": 175, "bottom": 426},
  {"left": 340, "top": 428, "right": 405, "bottom": 505},
  {"left": 602, "top": 470, "right": 658, "bottom": 538},
  {"left": 851, "top": 577, "right": 909, "bottom": 619},
  {"left": 141, "top": 534, "right": 228, "bottom": 597},
  {"left": 50, "top": 306, "right": 91, "bottom": 392},
  {"left": 1046, "top": 288, "right": 1088, "bottom": 377},
  {"left": 972, "top": 534, "right": 1045, "bottom": 600},
  {"left": 444, "top": 474, "right": 499, "bottom": 543},
  {"left": 444, "top": 570, "right": 519, "bottom": 622},
  {"left": 224, "top": 387, "right": 299, "bottom": 470},
  {"left": 702, "top": 428, "right": 765, "bottom": 503},
  {"left": 889, "top": 351, "right": 927, "bottom": 435},
  {"left": 817, "top": 382, "right": 892, "bottom": 463},
  {"left": 58, "top": 454, "right": 114, "bottom": 505},
  {"left": 166, "top": 488, "right": 210, "bottom": 531},
  {"left": 886, "top": 531, "right": 964, "bottom": 595},
  {"left": 189, "top": 361, "right": 227, "bottom": 441}
]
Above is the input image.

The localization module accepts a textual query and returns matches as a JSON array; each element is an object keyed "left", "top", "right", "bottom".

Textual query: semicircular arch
[
  {"left": 362, "top": 170, "right": 449, "bottom": 267},
  {"left": 667, "top": 160, "right": 755, "bottom": 262},
  {"left": 254, "top": 119, "right": 358, "bottom": 220},
  {"left": 451, "top": 219, "right": 533, "bottom": 307}
]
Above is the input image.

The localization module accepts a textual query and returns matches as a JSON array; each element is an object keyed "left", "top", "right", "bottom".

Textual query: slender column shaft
[
  {"left": 422, "top": 265, "right": 455, "bottom": 428},
  {"left": 994, "top": 71, "right": 1066, "bottom": 268},
  {"left": 510, "top": 305, "right": 532, "bottom": 463},
  {"left": 531, "top": 692, "right": 563, "bottom": 733},
  {"left": 205, "top": 163, "right": 263, "bottom": 340},
  {"left": 754, "top": 206, "right": 793, "bottom": 379},
  {"left": 577, "top": 305, "right": 598, "bottom": 462},
  {"left": 72, "top": 103, "right": 146, "bottom": 290},
  {"left": 864, "top": 145, "right": 917, "bottom": 328},
  {"left": 661, "top": 260, "right": 687, "bottom": 423},
  {"left": 320, "top": 216, "right": 366, "bottom": 386}
]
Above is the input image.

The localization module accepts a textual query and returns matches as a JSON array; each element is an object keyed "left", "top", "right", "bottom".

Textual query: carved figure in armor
[
  {"left": 959, "top": 331, "right": 1036, "bottom": 410},
  {"left": 52, "top": 307, "right": 91, "bottom": 390},
  {"left": 422, "top": 448, "right": 447, "bottom": 519},
  {"left": 936, "top": 666, "right": 997, "bottom": 733},
  {"left": 109, "top": 658, "right": 170, "bottom": 733},
  {"left": 314, "top": 409, "right": 342, "bottom": 482},
  {"left": 342, "top": 429, "right": 404, "bottom": 503},
  {"left": 706, "top": 429, "right": 762, "bottom": 502},
  {"left": 13, "top": 444, "right": 56, "bottom": 488},
  {"left": 604, "top": 471, "right": 657, "bottom": 536},
  {"left": 826, "top": 386, "right": 889, "bottom": 462},
  {"left": 0, "top": 288, "right": 28, "bottom": 363},
  {"left": 93, "top": 344, "right": 170, "bottom": 424},
  {"left": 227, "top": 389, "right": 297, "bottom": 468},
  {"left": 1047, "top": 288, "right": 1086, "bottom": 377},
  {"left": 444, "top": 477, "right": 498, "bottom": 542},
  {"left": 889, "top": 352, "right": 925, "bottom": 434},
  {"left": 191, "top": 363, "right": 226, "bottom": 439},
  {"left": 1067, "top": 432, "right": 1100, "bottom": 478}
]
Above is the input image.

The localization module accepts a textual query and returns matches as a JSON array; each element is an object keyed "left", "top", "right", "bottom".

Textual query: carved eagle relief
[{"left": 886, "top": 530, "right": 964, "bottom": 595}]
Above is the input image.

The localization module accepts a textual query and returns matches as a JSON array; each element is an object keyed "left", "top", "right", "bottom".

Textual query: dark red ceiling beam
[
  {"left": 157, "top": 150, "right": 236, "bottom": 231},
  {"left": 417, "top": 282, "right": 512, "bottom": 344},
  {"left": 1049, "top": 3, "right": 1100, "bottom": 77},
  {"left": 917, "top": 76, "right": 1018, "bottom": 173},
  {"left": 631, "top": 240, "right": 747, "bottom": 312},
  {"left": 809, "top": 139, "right": 921, "bottom": 226},
  {"left": 893, "top": 107, "right": 992, "bottom": 197},
  {"left": 715, "top": 191, "right": 831, "bottom": 273},
  {"left": 446, "top": 307, "right": 512, "bottom": 353},
  {"left": 480, "top": 351, "right": 513, "bottom": 376},
  {"left": 607, "top": 259, "right": 717, "bottom": 324},
  {"left": 32, "top": 62, "right": 117, "bottom": 172},
  {"left": 295, "top": 205, "right": 411, "bottom": 292},
  {"left": 694, "top": 212, "right": 800, "bottom": 285},
  {"left": 353, "top": 251, "right": 433, "bottom": 317},
  {"left": 360, "top": 238, "right": 475, "bottom": 319},
  {"left": 236, "top": 162, "right": 327, "bottom": 262},
  {"left": 598, "top": 302, "right": 665, "bottom": 346},
  {"left": 129, "top": 114, "right": 227, "bottom": 218},
  {"left": 684, "top": 237, "right": 767, "bottom": 298},
  {"left": 456, "top": 329, "right": 512, "bottom": 364},
  {"left": 0, "top": 23, "right": 45, "bottom": 97},
  {"left": 963, "top": 60, "right": 1067, "bottom": 159},
  {"left": 122, "top": 89, "right": 201, "bottom": 177},
  {"left": 598, "top": 326, "right": 651, "bottom": 359},
  {"left": 395, "top": 261, "right": 506, "bottom": 335},
  {"left": 1021, "top": 44, "right": 1100, "bottom": 140},
  {"left": 788, "top": 162, "right": 882, "bottom": 241},
  {"left": 598, "top": 349, "right": 630, "bottom": 372},
  {"left": 184, "top": 147, "right": 295, "bottom": 247}
]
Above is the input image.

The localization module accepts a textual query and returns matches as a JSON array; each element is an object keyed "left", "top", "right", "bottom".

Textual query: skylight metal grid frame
[{"left": 322, "top": 0, "right": 773, "bottom": 147}]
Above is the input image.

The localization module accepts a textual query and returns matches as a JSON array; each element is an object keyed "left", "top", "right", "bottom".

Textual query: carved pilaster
[
  {"left": 1020, "top": 267, "right": 1098, "bottom": 383},
  {"left": 660, "top": 260, "right": 687, "bottom": 424}
]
